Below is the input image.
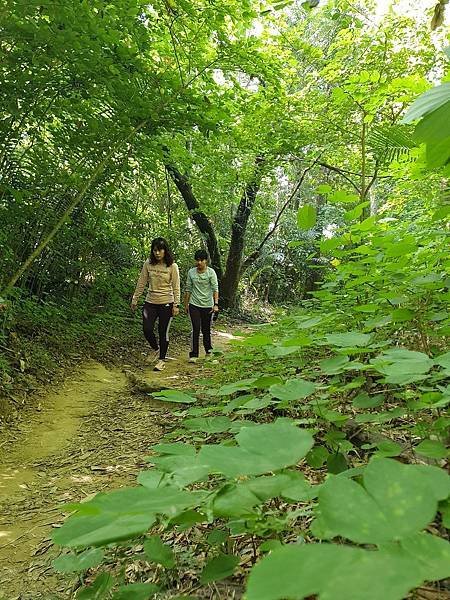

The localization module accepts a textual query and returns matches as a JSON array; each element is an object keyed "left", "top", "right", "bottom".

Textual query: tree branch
[
  {"left": 317, "top": 161, "right": 361, "bottom": 194},
  {"left": 364, "top": 159, "right": 379, "bottom": 197},
  {"left": 240, "top": 155, "right": 321, "bottom": 274}
]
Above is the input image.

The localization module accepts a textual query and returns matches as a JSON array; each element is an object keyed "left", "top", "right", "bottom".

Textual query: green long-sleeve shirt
[{"left": 185, "top": 266, "right": 218, "bottom": 308}]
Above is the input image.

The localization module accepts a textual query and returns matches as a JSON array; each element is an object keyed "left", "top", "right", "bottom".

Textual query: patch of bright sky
[{"left": 375, "top": 0, "right": 450, "bottom": 25}]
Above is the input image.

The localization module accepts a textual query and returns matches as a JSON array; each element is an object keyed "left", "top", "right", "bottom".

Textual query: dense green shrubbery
[
  {"left": 50, "top": 209, "right": 449, "bottom": 598},
  {"left": 0, "top": 270, "right": 142, "bottom": 413}
]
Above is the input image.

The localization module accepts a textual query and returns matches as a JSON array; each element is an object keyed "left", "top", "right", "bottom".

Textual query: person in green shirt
[{"left": 184, "top": 249, "right": 219, "bottom": 362}]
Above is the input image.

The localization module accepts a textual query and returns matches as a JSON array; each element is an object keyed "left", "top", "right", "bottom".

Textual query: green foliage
[
  {"left": 53, "top": 487, "right": 200, "bottom": 547},
  {"left": 2, "top": 0, "right": 448, "bottom": 597},
  {"left": 297, "top": 205, "right": 317, "bottom": 230},
  {"left": 200, "top": 554, "right": 239, "bottom": 584},
  {"left": 111, "top": 583, "right": 160, "bottom": 600},
  {"left": 247, "top": 536, "right": 450, "bottom": 600},
  {"left": 53, "top": 549, "right": 104, "bottom": 574},
  {"left": 144, "top": 536, "right": 176, "bottom": 568},
  {"left": 312, "top": 458, "right": 449, "bottom": 543},
  {"left": 402, "top": 57, "right": 450, "bottom": 166},
  {"left": 151, "top": 390, "right": 197, "bottom": 404}
]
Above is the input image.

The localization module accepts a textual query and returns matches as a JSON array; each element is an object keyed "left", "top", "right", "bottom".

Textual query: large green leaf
[
  {"left": 319, "top": 355, "right": 349, "bottom": 374},
  {"left": 297, "top": 204, "right": 317, "bottom": 230},
  {"left": 144, "top": 536, "right": 175, "bottom": 568},
  {"left": 311, "top": 458, "right": 450, "bottom": 544},
  {"left": 236, "top": 396, "right": 273, "bottom": 414},
  {"left": 182, "top": 416, "right": 234, "bottom": 433},
  {"left": 414, "top": 100, "right": 450, "bottom": 143},
  {"left": 269, "top": 379, "right": 316, "bottom": 402},
  {"left": 111, "top": 583, "right": 160, "bottom": 600},
  {"left": 344, "top": 201, "right": 369, "bottom": 221},
  {"left": 239, "top": 334, "right": 273, "bottom": 347},
  {"left": 329, "top": 190, "right": 359, "bottom": 203},
  {"left": 53, "top": 548, "right": 104, "bottom": 573},
  {"left": 212, "top": 473, "right": 302, "bottom": 517},
  {"left": 399, "top": 533, "right": 450, "bottom": 581},
  {"left": 252, "top": 375, "right": 284, "bottom": 388},
  {"left": 152, "top": 390, "right": 197, "bottom": 404},
  {"left": 149, "top": 455, "right": 210, "bottom": 487},
  {"left": 53, "top": 487, "right": 199, "bottom": 548},
  {"left": 370, "top": 348, "right": 434, "bottom": 384},
  {"left": 402, "top": 82, "right": 450, "bottom": 122},
  {"left": 151, "top": 443, "right": 196, "bottom": 456},
  {"left": 215, "top": 378, "right": 257, "bottom": 396},
  {"left": 246, "top": 544, "right": 424, "bottom": 600},
  {"left": 415, "top": 439, "right": 448, "bottom": 459},
  {"left": 325, "top": 332, "right": 372, "bottom": 347},
  {"left": 292, "top": 315, "right": 323, "bottom": 328},
  {"left": 200, "top": 554, "right": 239, "bottom": 584},
  {"left": 265, "top": 345, "right": 303, "bottom": 357},
  {"left": 281, "top": 472, "right": 317, "bottom": 501},
  {"left": 435, "top": 350, "right": 450, "bottom": 372},
  {"left": 198, "top": 420, "right": 314, "bottom": 477},
  {"left": 352, "top": 392, "right": 384, "bottom": 409},
  {"left": 54, "top": 512, "right": 157, "bottom": 549},
  {"left": 280, "top": 334, "right": 312, "bottom": 347}
]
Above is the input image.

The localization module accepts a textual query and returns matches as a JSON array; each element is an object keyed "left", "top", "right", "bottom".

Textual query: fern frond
[{"left": 368, "top": 124, "right": 416, "bottom": 163}]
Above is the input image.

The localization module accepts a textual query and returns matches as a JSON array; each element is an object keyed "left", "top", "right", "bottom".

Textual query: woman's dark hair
[
  {"left": 149, "top": 237, "right": 174, "bottom": 266},
  {"left": 194, "top": 249, "right": 208, "bottom": 261}
]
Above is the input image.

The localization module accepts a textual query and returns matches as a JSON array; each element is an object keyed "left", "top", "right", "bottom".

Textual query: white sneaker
[
  {"left": 154, "top": 360, "right": 166, "bottom": 371},
  {"left": 188, "top": 357, "right": 198, "bottom": 363}
]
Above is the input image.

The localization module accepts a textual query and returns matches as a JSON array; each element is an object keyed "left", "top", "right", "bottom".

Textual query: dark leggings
[
  {"left": 142, "top": 302, "right": 173, "bottom": 359},
  {"left": 189, "top": 304, "right": 213, "bottom": 358}
]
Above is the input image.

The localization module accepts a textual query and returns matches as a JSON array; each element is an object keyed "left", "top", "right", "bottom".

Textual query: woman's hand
[
  {"left": 130, "top": 301, "right": 137, "bottom": 312},
  {"left": 172, "top": 306, "right": 180, "bottom": 316}
]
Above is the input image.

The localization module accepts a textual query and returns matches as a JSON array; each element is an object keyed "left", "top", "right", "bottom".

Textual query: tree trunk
[
  {"left": 220, "top": 155, "right": 266, "bottom": 309},
  {"left": 165, "top": 163, "right": 223, "bottom": 280},
  {"left": 166, "top": 154, "right": 266, "bottom": 310}
]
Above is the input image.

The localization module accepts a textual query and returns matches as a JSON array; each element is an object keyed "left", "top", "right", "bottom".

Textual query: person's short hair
[{"left": 194, "top": 249, "right": 208, "bottom": 261}]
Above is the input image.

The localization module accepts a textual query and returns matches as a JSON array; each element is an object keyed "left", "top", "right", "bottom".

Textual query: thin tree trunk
[
  {"left": 220, "top": 155, "right": 266, "bottom": 309},
  {"left": 360, "top": 116, "right": 368, "bottom": 220},
  {"left": 165, "top": 162, "right": 223, "bottom": 280}
]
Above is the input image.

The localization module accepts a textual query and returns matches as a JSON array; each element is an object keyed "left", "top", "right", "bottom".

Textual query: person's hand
[
  {"left": 130, "top": 301, "right": 137, "bottom": 312},
  {"left": 185, "top": 306, "right": 190, "bottom": 315},
  {"left": 212, "top": 304, "right": 219, "bottom": 313},
  {"left": 173, "top": 306, "right": 180, "bottom": 316}
]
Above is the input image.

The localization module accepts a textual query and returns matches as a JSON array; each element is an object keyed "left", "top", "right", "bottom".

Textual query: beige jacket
[{"left": 132, "top": 260, "right": 180, "bottom": 305}]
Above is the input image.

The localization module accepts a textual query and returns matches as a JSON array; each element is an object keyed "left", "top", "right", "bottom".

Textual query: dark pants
[
  {"left": 142, "top": 302, "right": 173, "bottom": 359},
  {"left": 189, "top": 304, "right": 213, "bottom": 358}
]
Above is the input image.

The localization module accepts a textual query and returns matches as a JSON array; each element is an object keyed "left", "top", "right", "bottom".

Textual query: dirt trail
[{"left": 0, "top": 331, "right": 233, "bottom": 599}]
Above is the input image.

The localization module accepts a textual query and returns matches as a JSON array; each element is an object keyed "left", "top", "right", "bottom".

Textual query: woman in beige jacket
[{"left": 131, "top": 238, "right": 180, "bottom": 371}]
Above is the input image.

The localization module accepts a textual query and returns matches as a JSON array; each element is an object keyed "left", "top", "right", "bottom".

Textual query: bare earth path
[{"left": 0, "top": 331, "right": 233, "bottom": 599}]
